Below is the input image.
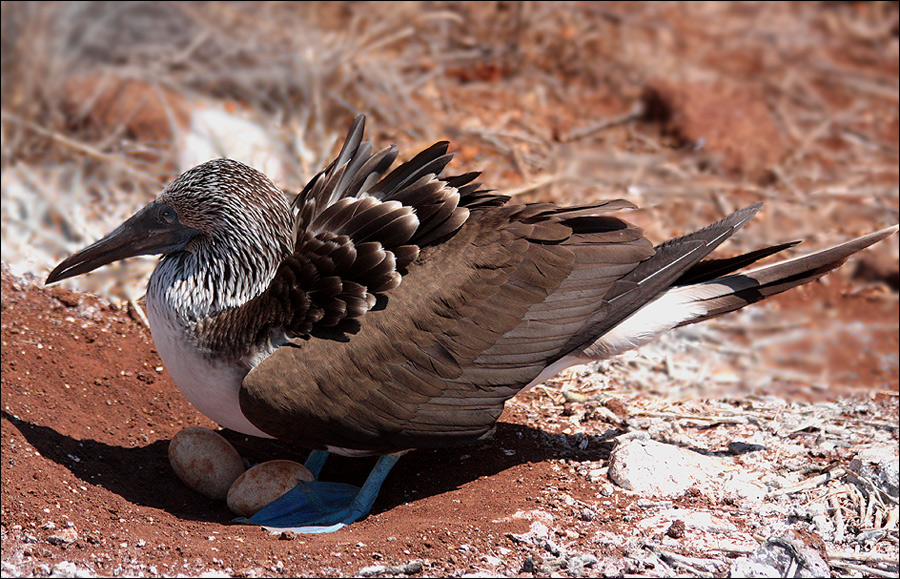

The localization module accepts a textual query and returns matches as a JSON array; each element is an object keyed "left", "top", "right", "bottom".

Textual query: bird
[{"left": 47, "top": 114, "right": 898, "bottom": 532}]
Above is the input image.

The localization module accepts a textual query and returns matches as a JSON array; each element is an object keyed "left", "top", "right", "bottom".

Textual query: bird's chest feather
[{"left": 145, "top": 284, "right": 274, "bottom": 439}]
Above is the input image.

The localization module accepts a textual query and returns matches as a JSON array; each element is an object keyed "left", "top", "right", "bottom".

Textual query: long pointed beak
[{"left": 46, "top": 202, "right": 200, "bottom": 284}]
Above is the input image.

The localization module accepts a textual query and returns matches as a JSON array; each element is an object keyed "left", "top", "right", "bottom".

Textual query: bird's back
[{"left": 239, "top": 196, "right": 658, "bottom": 453}]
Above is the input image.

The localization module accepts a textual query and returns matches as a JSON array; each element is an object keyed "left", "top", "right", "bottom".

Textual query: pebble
[
  {"left": 848, "top": 445, "right": 899, "bottom": 499},
  {"left": 49, "top": 560, "right": 93, "bottom": 578},
  {"left": 48, "top": 526, "right": 79, "bottom": 545},
  {"left": 168, "top": 427, "right": 245, "bottom": 500},
  {"left": 226, "top": 459, "right": 314, "bottom": 517},
  {"left": 608, "top": 438, "right": 727, "bottom": 496},
  {"left": 358, "top": 565, "right": 388, "bottom": 577},
  {"left": 729, "top": 530, "right": 829, "bottom": 578},
  {"left": 508, "top": 520, "right": 550, "bottom": 544},
  {"left": 358, "top": 560, "right": 424, "bottom": 577},
  {"left": 587, "top": 468, "right": 606, "bottom": 482}
]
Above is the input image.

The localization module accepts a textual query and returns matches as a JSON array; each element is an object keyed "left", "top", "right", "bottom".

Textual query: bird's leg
[
  {"left": 240, "top": 453, "right": 402, "bottom": 533},
  {"left": 341, "top": 453, "right": 401, "bottom": 524},
  {"left": 303, "top": 449, "right": 330, "bottom": 479}
]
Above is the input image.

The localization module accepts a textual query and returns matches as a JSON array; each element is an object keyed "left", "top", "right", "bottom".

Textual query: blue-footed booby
[{"left": 47, "top": 115, "right": 898, "bottom": 532}]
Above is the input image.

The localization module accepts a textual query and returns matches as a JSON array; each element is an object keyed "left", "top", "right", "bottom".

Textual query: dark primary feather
[
  {"left": 674, "top": 228, "right": 895, "bottom": 325},
  {"left": 673, "top": 241, "right": 801, "bottom": 286}
]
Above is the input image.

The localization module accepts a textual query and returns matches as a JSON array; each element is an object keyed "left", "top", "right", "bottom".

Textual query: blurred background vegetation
[{"left": 2, "top": 1, "right": 897, "bottom": 393}]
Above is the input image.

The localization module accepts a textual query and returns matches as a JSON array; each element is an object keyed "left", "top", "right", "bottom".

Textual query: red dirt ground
[
  {"left": 2, "top": 261, "right": 897, "bottom": 577},
  {"left": 2, "top": 3, "right": 898, "bottom": 577}
]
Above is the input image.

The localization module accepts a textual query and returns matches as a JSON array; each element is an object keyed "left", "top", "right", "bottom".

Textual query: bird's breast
[{"left": 145, "top": 286, "right": 274, "bottom": 439}]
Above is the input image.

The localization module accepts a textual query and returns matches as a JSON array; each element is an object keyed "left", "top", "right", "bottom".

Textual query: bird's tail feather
[{"left": 673, "top": 225, "right": 899, "bottom": 326}]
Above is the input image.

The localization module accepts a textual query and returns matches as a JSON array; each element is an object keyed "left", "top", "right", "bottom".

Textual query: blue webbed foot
[{"left": 236, "top": 453, "right": 400, "bottom": 533}]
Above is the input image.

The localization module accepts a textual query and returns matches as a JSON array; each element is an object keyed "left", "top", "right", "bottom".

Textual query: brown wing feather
[
  {"left": 240, "top": 203, "right": 653, "bottom": 453},
  {"left": 266, "top": 116, "right": 505, "bottom": 338},
  {"left": 239, "top": 115, "right": 656, "bottom": 452}
]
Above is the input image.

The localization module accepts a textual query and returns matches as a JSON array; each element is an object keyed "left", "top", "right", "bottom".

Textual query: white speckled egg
[
  {"left": 168, "top": 427, "right": 245, "bottom": 501},
  {"left": 226, "top": 460, "right": 314, "bottom": 517}
]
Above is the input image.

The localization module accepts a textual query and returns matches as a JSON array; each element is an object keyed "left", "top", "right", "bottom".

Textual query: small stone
[
  {"left": 567, "top": 558, "right": 586, "bottom": 576},
  {"left": 848, "top": 445, "right": 899, "bottom": 500},
  {"left": 401, "top": 560, "right": 424, "bottom": 574},
  {"left": 666, "top": 519, "right": 686, "bottom": 538},
  {"left": 538, "top": 558, "right": 566, "bottom": 574},
  {"left": 608, "top": 439, "right": 728, "bottom": 496},
  {"left": 48, "top": 527, "right": 79, "bottom": 545},
  {"left": 520, "top": 557, "right": 539, "bottom": 573},
  {"left": 540, "top": 538, "right": 564, "bottom": 556},
  {"left": 48, "top": 287, "right": 82, "bottom": 307},
  {"left": 729, "top": 530, "right": 829, "bottom": 578},
  {"left": 49, "top": 560, "right": 92, "bottom": 577}
]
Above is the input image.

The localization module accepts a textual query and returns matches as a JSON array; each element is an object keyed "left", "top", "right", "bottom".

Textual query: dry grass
[{"left": 2, "top": 1, "right": 898, "bottom": 392}]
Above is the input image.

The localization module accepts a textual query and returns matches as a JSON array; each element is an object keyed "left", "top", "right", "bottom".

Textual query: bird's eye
[{"left": 160, "top": 206, "right": 177, "bottom": 224}]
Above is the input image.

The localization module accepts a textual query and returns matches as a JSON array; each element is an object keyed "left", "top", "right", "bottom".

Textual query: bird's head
[{"left": 46, "top": 159, "right": 293, "bottom": 285}]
